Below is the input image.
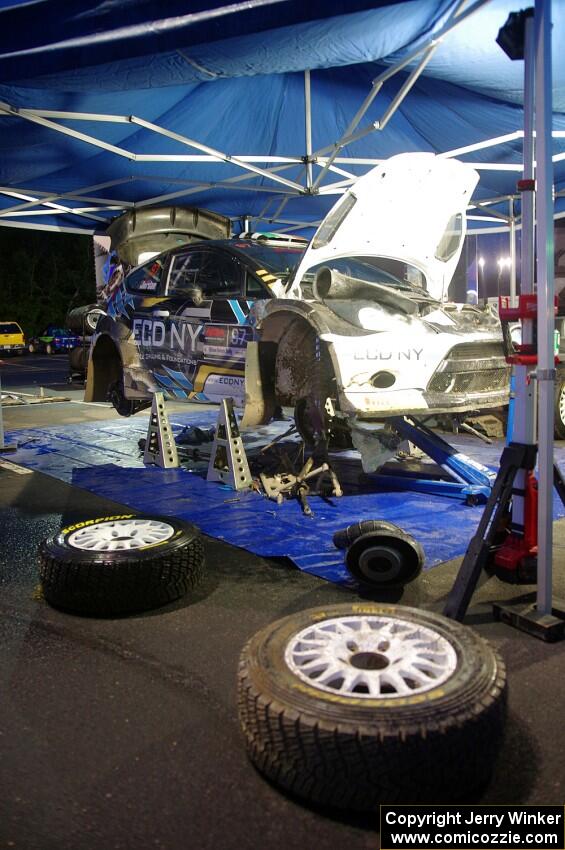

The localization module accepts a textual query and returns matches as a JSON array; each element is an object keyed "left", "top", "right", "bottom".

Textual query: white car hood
[{"left": 291, "top": 152, "right": 479, "bottom": 302}]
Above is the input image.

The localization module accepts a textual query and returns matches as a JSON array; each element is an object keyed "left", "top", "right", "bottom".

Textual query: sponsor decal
[
  {"left": 354, "top": 348, "right": 424, "bottom": 361},
  {"left": 202, "top": 373, "right": 245, "bottom": 403},
  {"left": 132, "top": 318, "right": 203, "bottom": 352},
  {"left": 61, "top": 515, "right": 135, "bottom": 534}
]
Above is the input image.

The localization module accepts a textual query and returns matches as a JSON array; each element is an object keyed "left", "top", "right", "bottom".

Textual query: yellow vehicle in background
[{"left": 0, "top": 322, "right": 26, "bottom": 355}]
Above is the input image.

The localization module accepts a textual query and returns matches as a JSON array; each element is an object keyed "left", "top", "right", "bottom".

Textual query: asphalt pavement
[
  {"left": 1, "top": 355, "right": 565, "bottom": 850},
  {"left": 0, "top": 351, "right": 77, "bottom": 393}
]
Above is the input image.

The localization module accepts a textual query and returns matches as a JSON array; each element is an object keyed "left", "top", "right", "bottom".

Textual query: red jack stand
[
  {"left": 444, "top": 290, "right": 565, "bottom": 639},
  {"left": 494, "top": 471, "right": 538, "bottom": 584}
]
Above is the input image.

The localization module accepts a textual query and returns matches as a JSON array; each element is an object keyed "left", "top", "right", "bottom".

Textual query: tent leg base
[{"left": 493, "top": 597, "right": 565, "bottom": 642}]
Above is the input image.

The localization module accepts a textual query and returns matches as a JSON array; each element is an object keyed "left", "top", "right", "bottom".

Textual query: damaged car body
[{"left": 85, "top": 153, "right": 509, "bottom": 469}]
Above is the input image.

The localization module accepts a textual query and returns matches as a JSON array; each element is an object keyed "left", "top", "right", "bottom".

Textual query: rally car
[
  {"left": 85, "top": 153, "right": 509, "bottom": 467},
  {"left": 28, "top": 326, "right": 82, "bottom": 354}
]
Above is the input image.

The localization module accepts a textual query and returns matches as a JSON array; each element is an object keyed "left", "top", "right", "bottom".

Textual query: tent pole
[
  {"left": 535, "top": 0, "right": 555, "bottom": 616},
  {"left": 509, "top": 200, "right": 517, "bottom": 300},
  {"left": 304, "top": 70, "right": 313, "bottom": 191},
  {"left": 509, "top": 12, "right": 536, "bottom": 565}
]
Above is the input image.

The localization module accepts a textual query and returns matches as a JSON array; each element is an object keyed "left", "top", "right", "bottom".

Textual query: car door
[
  {"left": 121, "top": 255, "right": 169, "bottom": 391},
  {"left": 150, "top": 247, "right": 253, "bottom": 404}
]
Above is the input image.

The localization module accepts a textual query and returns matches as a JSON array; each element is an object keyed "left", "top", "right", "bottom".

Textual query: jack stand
[
  {"left": 443, "top": 443, "right": 565, "bottom": 637},
  {"left": 370, "top": 416, "right": 496, "bottom": 504},
  {"left": 207, "top": 397, "right": 253, "bottom": 490},
  {"left": 492, "top": 463, "right": 565, "bottom": 642},
  {"left": 444, "top": 442, "right": 538, "bottom": 621},
  {"left": 143, "top": 392, "right": 179, "bottom": 468},
  {"left": 492, "top": 599, "right": 565, "bottom": 642}
]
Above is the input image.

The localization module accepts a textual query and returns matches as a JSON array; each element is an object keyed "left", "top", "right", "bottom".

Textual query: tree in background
[{"left": 0, "top": 228, "right": 95, "bottom": 335}]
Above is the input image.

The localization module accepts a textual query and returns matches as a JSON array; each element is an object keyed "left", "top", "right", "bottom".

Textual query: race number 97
[{"left": 230, "top": 327, "right": 247, "bottom": 346}]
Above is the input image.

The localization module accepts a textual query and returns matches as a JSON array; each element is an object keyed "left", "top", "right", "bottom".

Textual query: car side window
[
  {"left": 246, "top": 272, "right": 269, "bottom": 298},
  {"left": 169, "top": 251, "right": 243, "bottom": 298},
  {"left": 198, "top": 252, "right": 243, "bottom": 297},
  {"left": 125, "top": 258, "right": 165, "bottom": 293},
  {"left": 168, "top": 251, "right": 203, "bottom": 294}
]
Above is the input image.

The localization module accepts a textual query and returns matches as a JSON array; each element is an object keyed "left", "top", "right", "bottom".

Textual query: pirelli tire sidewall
[
  {"left": 238, "top": 603, "right": 507, "bottom": 809},
  {"left": 39, "top": 514, "right": 204, "bottom": 616}
]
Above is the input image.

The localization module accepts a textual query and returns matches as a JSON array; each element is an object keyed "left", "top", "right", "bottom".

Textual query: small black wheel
[
  {"left": 39, "top": 514, "right": 204, "bottom": 616},
  {"left": 334, "top": 521, "right": 424, "bottom": 588},
  {"left": 238, "top": 603, "right": 507, "bottom": 811}
]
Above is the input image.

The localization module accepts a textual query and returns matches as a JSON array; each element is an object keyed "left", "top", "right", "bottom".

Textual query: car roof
[{"left": 128, "top": 236, "right": 306, "bottom": 273}]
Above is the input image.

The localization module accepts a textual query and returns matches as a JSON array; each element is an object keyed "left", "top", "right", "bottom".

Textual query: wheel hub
[{"left": 285, "top": 614, "right": 457, "bottom": 698}]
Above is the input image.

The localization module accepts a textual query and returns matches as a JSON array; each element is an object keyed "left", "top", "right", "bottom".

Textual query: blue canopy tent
[{"left": 0, "top": 0, "right": 563, "bottom": 237}]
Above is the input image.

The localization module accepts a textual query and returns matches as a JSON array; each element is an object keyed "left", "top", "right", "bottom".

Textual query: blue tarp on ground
[
  {"left": 4, "top": 411, "right": 565, "bottom": 587},
  {"left": 0, "top": 0, "right": 564, "bottom": 234}
]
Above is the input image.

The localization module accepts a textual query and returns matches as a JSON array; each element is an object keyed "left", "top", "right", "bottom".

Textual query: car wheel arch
[
  {"left": 84, "top": 333, "right": 124, "bottom": 403},
  {"left": 248, "top": 309, "right": 342, "bottom": 414}
]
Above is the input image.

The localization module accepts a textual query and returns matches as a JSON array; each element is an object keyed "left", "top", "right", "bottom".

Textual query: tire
[
  {"left": 45, "top": 342, "right": 54, "bottom": 355},
  {"left": 108, "top": 376, "right": 151, "bottom": 417},
  {"left": 333, "top": 521, "right": 424, "bottom": 588},
  {"left": 39, "top": 514, "right": 204, "bottom": 616},
  {"left": 28, "top": 343, "right": 36, "bottom": 354},
  {"left": 68, "top": 345, "right": 88, "bottom": 375},
  {"left": 279, "top": 324, "right": 351, "bottom": 450},
  {"left": 238, "top": 603, "right": 507, "bottom": 811},
  {"left": 555, "top": 377, "right": 565, "bottom": 439},
  {"left": 67, "top": 304, "right": 105, "bottom": 334}
]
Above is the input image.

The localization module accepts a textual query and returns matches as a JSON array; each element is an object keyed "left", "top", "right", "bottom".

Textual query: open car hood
[{"left": 291, "top": 153, "right": 479, "bottom": 302}]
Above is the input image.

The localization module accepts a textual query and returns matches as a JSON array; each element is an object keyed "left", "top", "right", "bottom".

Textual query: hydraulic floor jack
[{"left": 370, "top": 415, "right": 496, "bottom": 504}]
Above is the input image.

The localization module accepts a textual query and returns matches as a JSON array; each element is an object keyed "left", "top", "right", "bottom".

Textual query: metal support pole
[
  {"left": 510, "top": 13, "right": 536, "bottom": 551},
  {"left": 304, "top": 70, "right": 313, "bottom": 191},
  {"left": 535, "top": 0, "right": 555, "bottom": 615},
  {"left": 509, "top": 201, "right": 517, "bottom": 300}
]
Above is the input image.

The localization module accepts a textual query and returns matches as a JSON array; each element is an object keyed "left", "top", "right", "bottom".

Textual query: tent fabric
[{"left": 0, "top": 0, "right": 564, "bottom": 236}]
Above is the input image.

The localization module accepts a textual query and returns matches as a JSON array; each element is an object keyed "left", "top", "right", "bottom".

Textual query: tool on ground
[{"left": 260, "top": 455, "right": 342, "bottom": 516}]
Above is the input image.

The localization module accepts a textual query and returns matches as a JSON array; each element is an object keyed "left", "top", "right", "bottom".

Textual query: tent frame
[{"left": 2, "top": 0, "right": 564, "bottom": 234}]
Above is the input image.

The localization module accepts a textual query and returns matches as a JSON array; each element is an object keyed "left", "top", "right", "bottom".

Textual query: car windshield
[
  {"left": 231, "top": 241, "right": 305, "bottom": 280},
  {"left": 0, "top": 323, "right": 21, "bottom": 334},
  {"left": 299, "top": 256, "right": 429, "bottom": 296}
]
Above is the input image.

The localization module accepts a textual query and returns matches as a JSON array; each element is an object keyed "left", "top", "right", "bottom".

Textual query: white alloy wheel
[
  {"left": 67, "top": 518, "right": 175, "bottom": 552},
  {"left": 284, "top": 614, "right": 457, "bottom": 698}
]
